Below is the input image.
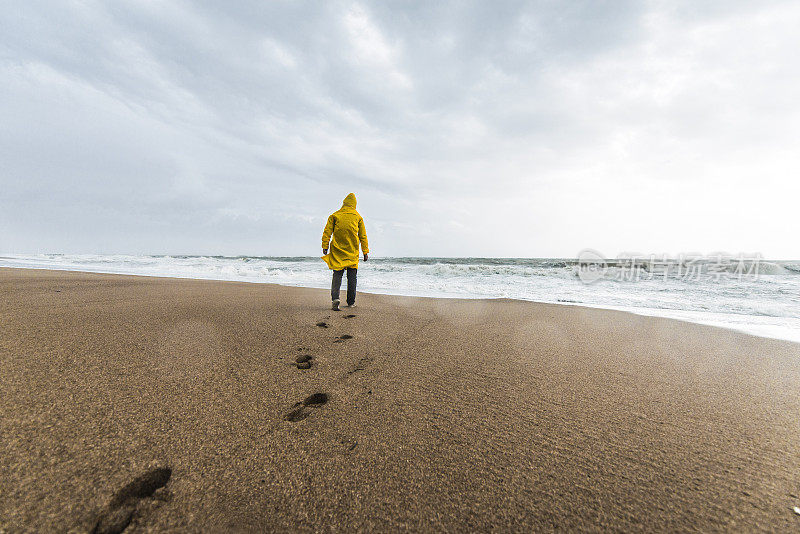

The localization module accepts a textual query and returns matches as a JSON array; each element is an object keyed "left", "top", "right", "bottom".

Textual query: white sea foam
[{"left": 2, "top": 254, "right": 799, "bottom": 343}]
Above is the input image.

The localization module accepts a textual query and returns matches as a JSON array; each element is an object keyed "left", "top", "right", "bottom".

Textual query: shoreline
[
  {"left": 3, "top": 267, "right": 800, "bottom": 530},
  {"left": 2, "top": 265, "right": 797, "bottom": 346}
]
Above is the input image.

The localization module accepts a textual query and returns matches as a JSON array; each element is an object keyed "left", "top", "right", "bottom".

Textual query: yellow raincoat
[{"left": 321, "top": 193, "right": 369, "bottom": 270}]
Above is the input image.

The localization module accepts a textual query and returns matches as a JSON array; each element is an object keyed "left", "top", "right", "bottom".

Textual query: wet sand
[{"left": 1, "top": 267, "right": 799, "bottom": 532}]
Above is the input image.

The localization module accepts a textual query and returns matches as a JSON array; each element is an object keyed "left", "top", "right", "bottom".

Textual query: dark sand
[{"left": 1, "top": 268, "right": 799, "bottom": 532}]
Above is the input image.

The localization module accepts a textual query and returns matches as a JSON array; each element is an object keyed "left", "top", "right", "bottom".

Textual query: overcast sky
[{"left": 2, "top": 1, "right": 799, "bottom": 258}]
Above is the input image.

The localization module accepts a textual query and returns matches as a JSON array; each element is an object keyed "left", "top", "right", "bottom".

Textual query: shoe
[
  {"left": 346, "top": 303, "right": 356, "bottom": 308},
  {"left": 332, "top": 299, "right": 340, "bottom": 311}
]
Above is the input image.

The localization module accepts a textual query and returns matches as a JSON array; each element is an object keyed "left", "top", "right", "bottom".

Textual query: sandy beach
[{"left": 1, "top": 267, "right": 799, "bottom": 532}]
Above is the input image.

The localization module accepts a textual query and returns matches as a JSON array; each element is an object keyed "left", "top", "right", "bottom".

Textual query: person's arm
[
  {"left": 321, "top": 215, "right": 335, "bottom": 254},
  {"left": 358, "top": 217, "right": 369, "bottom": 261}
]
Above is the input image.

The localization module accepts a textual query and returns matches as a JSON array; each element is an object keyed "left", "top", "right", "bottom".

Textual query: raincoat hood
[{"left": 342, "top": 193, "right": 357, "bottom": 209}]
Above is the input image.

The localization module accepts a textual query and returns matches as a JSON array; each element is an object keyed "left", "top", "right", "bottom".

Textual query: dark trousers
[{"left": 331, "top": 267, "right": 357, "bottom": 305}]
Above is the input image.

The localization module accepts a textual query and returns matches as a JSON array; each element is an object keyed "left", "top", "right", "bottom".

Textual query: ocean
[{"left": 2, "top": 253, "right": 799, "bottom": 343}]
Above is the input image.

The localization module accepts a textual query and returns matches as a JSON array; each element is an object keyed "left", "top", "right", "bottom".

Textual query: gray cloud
[{"left": 2, "top": 0, "right": 799, "bottom": 257}]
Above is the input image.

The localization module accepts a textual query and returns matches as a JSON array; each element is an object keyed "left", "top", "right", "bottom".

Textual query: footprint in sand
[
  {"left": 92, "top": 467, "right": 172, "bottom": 534},
  {"left": 316, "top": 321, "right": 328, "bottom": 328},
  {"left": 334, "top": 334, "right": 353, "bottom": 343},
  {"left": 344, "top": 314, "right": 356, "bottom": 319},
  {"left": 295, "top": 354, "right": 313, "bottom": 369},
  {"left": 347, "top": 355, "right": 374, "bottom": 376},
  {"left": 339, "top": 438, "right": 358, "bottom": 452},
  {"left": 283, "top": 393, "right": 328, "bottom": 422}
]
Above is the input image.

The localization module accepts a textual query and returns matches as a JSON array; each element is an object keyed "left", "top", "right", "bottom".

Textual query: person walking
[{"left": 321, "top": 193, "right": 369, "bottom": 310}]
